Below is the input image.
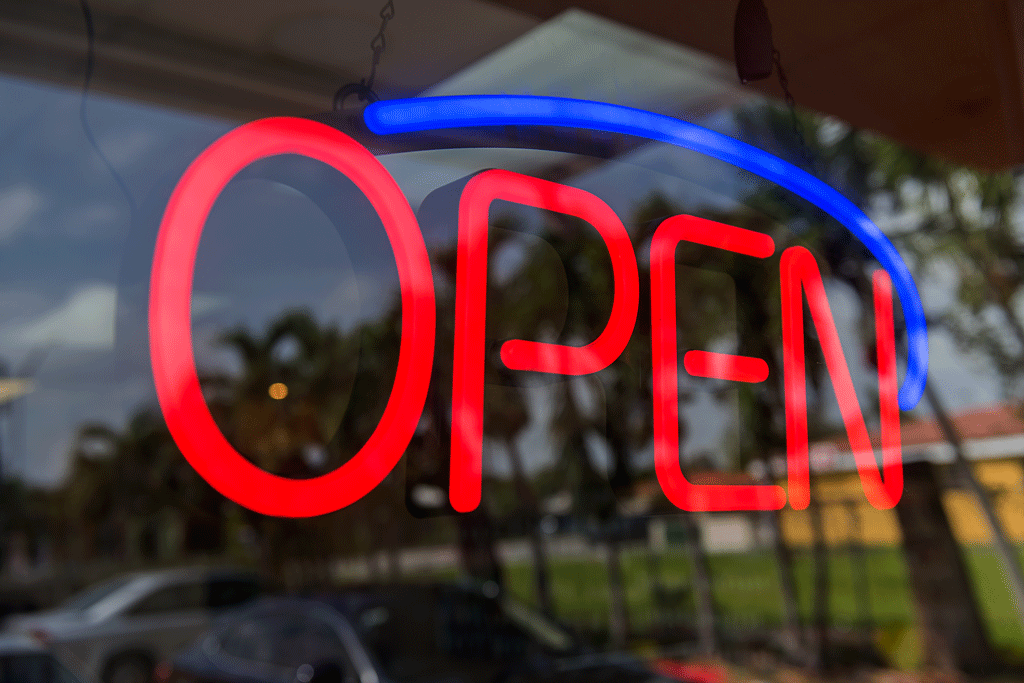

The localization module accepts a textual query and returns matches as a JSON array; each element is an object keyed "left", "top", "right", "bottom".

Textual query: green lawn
[{"left": 495, "top": 546, "right": 1024, "bottom": 658}]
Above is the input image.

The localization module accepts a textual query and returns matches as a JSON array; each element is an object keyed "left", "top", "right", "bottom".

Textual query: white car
[{"left": 6, "top": 567, "right": 260, "bottom": 683}]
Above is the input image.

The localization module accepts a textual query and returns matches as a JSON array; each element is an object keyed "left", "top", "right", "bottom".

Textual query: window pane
[
  {"left": 130, "top": 582, "right": 205, "bottom": 615},
  {"left": 207, "top": 578, "right": 258, "bottom": 609},
  {"left": 220, "top": 608, "right": 347, "bottom": 669}
]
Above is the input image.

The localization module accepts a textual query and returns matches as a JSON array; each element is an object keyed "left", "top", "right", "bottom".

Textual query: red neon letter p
[{"left": 450, "top": 170, "right": 639, "bottom": 512}]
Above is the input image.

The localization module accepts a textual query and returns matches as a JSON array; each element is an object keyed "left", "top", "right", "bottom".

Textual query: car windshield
[
  {"left": 353, "top": 589, "right": 576, "bottom": 682},
  {"left": 499, "top": 598, "right": 574, "bottom": 653},
  {"left": 59, "top": 577, "right": 134, "bottom": 612}
]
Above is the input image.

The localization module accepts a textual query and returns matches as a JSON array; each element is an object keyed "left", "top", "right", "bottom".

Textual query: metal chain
[
  {"left": 365, "top": 0, "right": 395, "bottom": 94},
  {"left": 334, "top": 0, "right": 394, "bottom": 110},
  {"left": 772, "top": 48, "right": 816, "bottom": 173}
]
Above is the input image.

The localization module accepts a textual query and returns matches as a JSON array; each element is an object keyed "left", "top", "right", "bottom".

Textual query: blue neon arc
[{"left": 365, "top": 95, "right": 928, "bottom": 411}]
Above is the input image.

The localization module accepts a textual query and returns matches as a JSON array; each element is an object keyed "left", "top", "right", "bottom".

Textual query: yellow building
[{"left": 781, "top": 403, "right": 1024, "bottom": 547}]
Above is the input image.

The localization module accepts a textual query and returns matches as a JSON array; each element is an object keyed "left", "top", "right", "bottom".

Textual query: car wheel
[{"left": 103, "top": 653, "right": 153, "bottom": 683}]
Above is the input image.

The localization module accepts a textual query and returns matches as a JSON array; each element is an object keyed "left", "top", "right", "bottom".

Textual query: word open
[{"left": 151, "top": 114, "right": 910, "bottom": 518}]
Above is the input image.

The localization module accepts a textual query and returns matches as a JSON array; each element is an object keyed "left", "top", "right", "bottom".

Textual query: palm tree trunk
[
  {"left": 806, "top": 488, "right": 830, "bottom": 672},
  {"left": 646, "top": 523, "right": 669, "bottom": 638},
  {"left": 752, "top": 457, "right": 804, "bottom": 658},
  {"left": 506, "top": 441, "right": 553, "bottom": 615},
  {"left": 456, "top": 507, "right": 504, "bottom": 587},
  {"left": 604, "top": 534, "right": 630, "bottom": 648},
  {"left": 895, "top": 459, "right": 995, "bottom": 672},
  {"left": 925, "top": 382, "right": 1024, "bottom": 630},
  {"left": 425, "top": 387, "right": 505, "bottom": 587},
  {"left": 680, "top": 513, "right": 718, "bottom": 655},
  {"left": 764, "top": 506, "right": 804, "bottom": 658},
  {"left": 383, "top": 529, "right": 402, "bottom": 582},
  {"left": 844, "top": 501, "right": 873, "bottom": 632}
]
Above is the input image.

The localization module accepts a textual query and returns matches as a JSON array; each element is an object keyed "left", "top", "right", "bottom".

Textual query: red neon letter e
[
  {"left": 780, "top": 246, "right": 902, "bottom": 510},
  {"left": 650, "top": 215, "right": 785, "bottom": 511},
  {"left": 149, "top": 117, "right": 435, "bottom": 518},
  {"left": 451, "top": 170, "right": 639, "bottom": 512}
]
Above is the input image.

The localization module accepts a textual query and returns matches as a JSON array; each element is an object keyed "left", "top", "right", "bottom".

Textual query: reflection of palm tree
[
  {"left": 632, "top": 194, "right": 725, "bottom": 653},
  {"left": 491, "top": 186, "right": 726, "bottom": 647},
  {"left": 488, "top": 368, "right": 553, "bottom": 614},
  {"left": 724, "top": 102, "right": 1021, "bottom": 669},
  {"left": 213, "top": 310, "right": 358, "bottom": 477},
  {"left": 218, "top": 304, "right": 459, "bottom": 581},
  {"left": 425, "top": 242, "right": 506, "bottom": 588},
  {"left": 862, "top": 132, "right": 1024, "bottom": 645},
  {"left": 66, "top": 409, "right": 223, "bottom": 561},
  {"left": 486, "top": 204, "right": 635, "bottom": 642}
]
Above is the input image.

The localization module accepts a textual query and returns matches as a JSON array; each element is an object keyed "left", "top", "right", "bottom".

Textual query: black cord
[
  {"left": 772, "top": 48, "right": 816, "bottom": 174},
  {"left": 78, "top": 0, "right": 137, "bottom": 222}
]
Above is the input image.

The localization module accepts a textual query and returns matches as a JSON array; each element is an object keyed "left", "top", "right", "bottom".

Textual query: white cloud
[
  {"left": 60, "top": 202, "right": 120, "bottom": 239},
  {"left": 95, "top": 128, "right": 155, "bottom": 168},
  {"left": 0, "top": 183, "right": 43, "bottom": 243},
  {"left": 191, "top": 292, "right": 228, "bottom": 318},
  {"left": 11, "top": 284, "right": 116, "bottom": 351}
]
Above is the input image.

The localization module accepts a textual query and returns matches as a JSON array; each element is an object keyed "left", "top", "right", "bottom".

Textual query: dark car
[
  {"left": 0, "top": 634, "right": 85, "bottom": 682},
  {"left": 167, "top": 584, "right": 684, "bottom": 683}
]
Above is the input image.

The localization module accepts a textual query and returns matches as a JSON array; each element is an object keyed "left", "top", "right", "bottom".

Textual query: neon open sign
[{"left": 150, "top": 96, "right": 927, "bottom": 518}]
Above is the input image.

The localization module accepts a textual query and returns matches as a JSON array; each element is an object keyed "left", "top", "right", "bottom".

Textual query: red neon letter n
[{"left": 780, "top": 246, "right": 902, "bottom": 510}]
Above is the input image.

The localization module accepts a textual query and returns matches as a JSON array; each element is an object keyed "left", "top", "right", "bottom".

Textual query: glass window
[
  {"left": 218, "top": 607, "right": 348, "bottom": 669},
  {"left": 218, "top": 617, "right": 275, "bottom": 663},
  {"left": 207, "top": 578, "right": 258, "bottom": 610},
  {"left": 5, "top": 1, "right": 1024, "bottom": 679},
  {"left": 58, "top": 577, "right": 134, "bottom": 611},
  {"left": 128, "top": 581, "right": 205, "bottom": 615}
]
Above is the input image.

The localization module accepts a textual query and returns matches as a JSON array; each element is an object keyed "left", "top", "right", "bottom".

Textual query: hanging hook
[
  {"left": 734, "top": 0, "right": 774, "bottom": 83},
  {"left": 333, "top": 82, "right": 379, "bottom": 112}
]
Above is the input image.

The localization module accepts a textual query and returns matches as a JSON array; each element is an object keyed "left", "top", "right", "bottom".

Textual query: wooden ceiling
[
  {"left": 3, "top": 0, "right": 1023, "bottom": 169},
  {"left": 490, "top": 0, "right": 1024, "bottom": 170}
]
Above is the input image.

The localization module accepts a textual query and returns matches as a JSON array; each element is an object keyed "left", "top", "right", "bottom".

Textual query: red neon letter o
[{"left": 149, "top": 117, "right": 435, "bottom": 517}]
